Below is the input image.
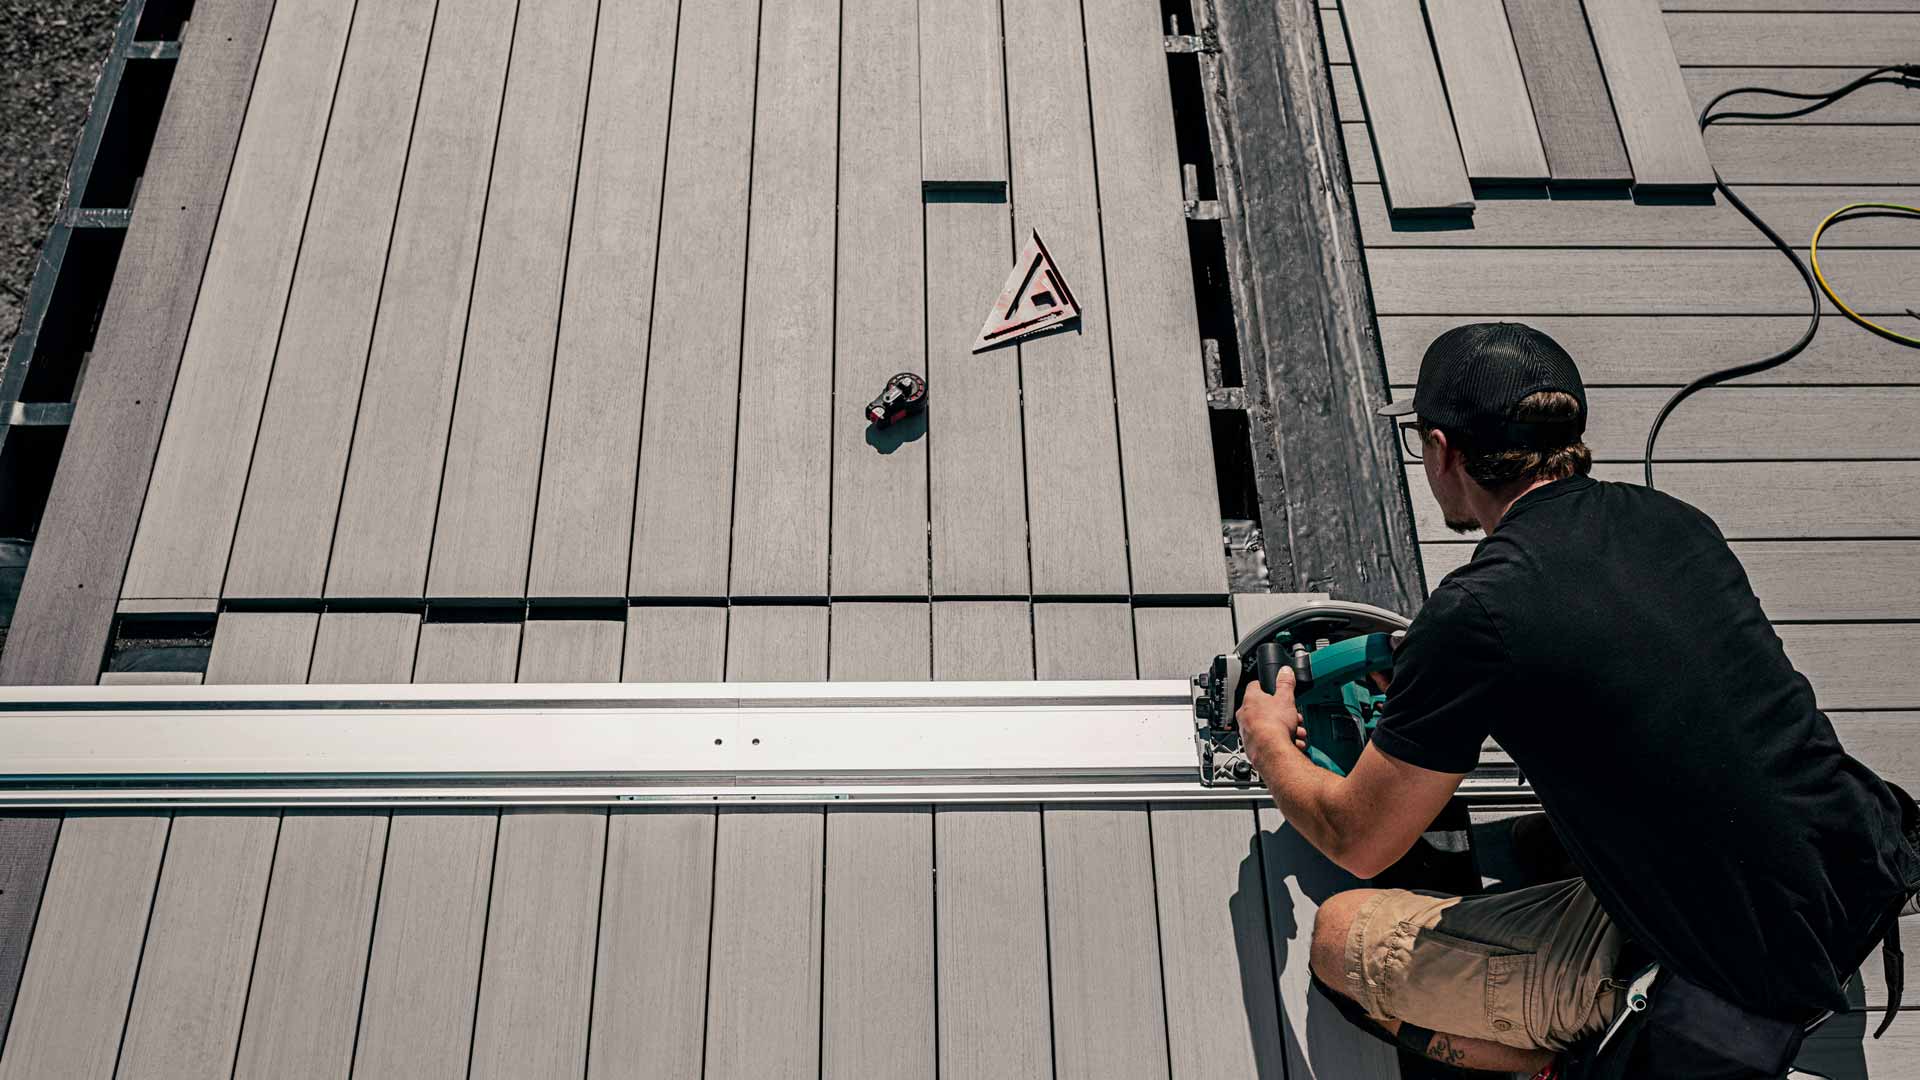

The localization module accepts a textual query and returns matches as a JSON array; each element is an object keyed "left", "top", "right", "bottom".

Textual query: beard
[{"left": 1444, "top": 514, "right": 1481, "bottom": 535}]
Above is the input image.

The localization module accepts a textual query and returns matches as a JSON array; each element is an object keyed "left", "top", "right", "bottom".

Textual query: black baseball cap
[{"left": 1378, "top": 322, "right": 1587, "bottom": 450}]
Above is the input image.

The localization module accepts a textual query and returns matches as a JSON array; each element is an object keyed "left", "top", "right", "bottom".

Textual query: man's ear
[{"left": 1426, "top": 428, "right": 1455, "bottom": 471}]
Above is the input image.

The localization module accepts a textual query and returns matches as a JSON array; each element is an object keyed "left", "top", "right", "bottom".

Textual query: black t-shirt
[{"left": 1377, "top": 474, "right": 1914, "bottom": 1018}]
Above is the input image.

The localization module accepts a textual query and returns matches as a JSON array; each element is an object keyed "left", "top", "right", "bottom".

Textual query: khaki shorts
[{"left": 1342, "top": 877, "right": 1626, "bottom": 1052}]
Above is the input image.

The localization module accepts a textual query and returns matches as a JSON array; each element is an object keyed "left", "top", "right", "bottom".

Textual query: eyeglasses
[{"left": 1399, "top": 422, "right": 1428, "bottom": 461}]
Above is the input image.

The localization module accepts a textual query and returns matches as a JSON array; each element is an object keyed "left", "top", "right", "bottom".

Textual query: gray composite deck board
[
  {"left": 586, "top": 809, "right": 716, "bottom": 1079},
  {"left": 1233, "top": 593, "right": 1332, "bottom": 640},
  {"left": 830, "top": 602, "right": 932, "bottom": 681},
  {"left": 1664, "top": 12, "right": 1920, "bottom": 66},
  {"left": 222, "top": 0, "right": 440, "bottom": 600},
  {"left": 426, "top": 0, "right": 599, "bottom": 600},
  {"left": 1339, "top": 0, "right": 1473, "bottom": 212},
  {"left": 0, "top": 0, "right": 275, "bottom": 683},
  {"left": 726, "top": 606, "right": 829, "bottom": 682},
  {"left": 1083, "top": 0, "right": 1229, "bottom": 598},
  {"left": 935, "top": 807, "right": 1054, "bottom": 1080},
  {"left": 1354, "top": 185, "right": 1920, "bottom": 248},
  {"left": 1702, "top": 124, "right": 1920, "bottom": 183},
  {"left": 629, "top": 0, "right": 762, "bottom": 597},
  {"left": 526, "top": 0, "right": 677, "bottom": 599},
  {"left": 0, "top": 814, "right": 166, "bottom": 1080},
  {"left": 97, "top": 672, "right": 204, "bottom": 685},
  {"left": 323, "top": 0, "right": 519, "bottom": 600},
  {"left": 1423, "top": 540, "right": 1920, "bottom": 622},
  {"left": 918, "top": 0, "right": 1007, "bottom": 188},
  {"left": 1003, "top": 0, "right": 1131, "bottom": 596},
  {"left": 119, "top": 0, "right": 358, "bottom": 603},
  {"left": 350, "top": 811, "right": 497, "bottom": 1080},
  {"left": 1500, "top": 0, "right": 1634, "bottom": 183},
  {"left": 1256, "top": 804, "right": 1400, "bottom": 1079},
  {"left": 308, "top": 612, "right": 422, "bottom": 684},
  {"left": 932, "top": 601, "right": 1035, "bottom": 680},
  {"left": 622, "top": 606, "right": 729, "bottom": 682},
  {"left": 205, "top": 611, "right": 320, "bottom": 684},
  {"left": 1042, "top": 805, "right": 1172, "bottom": 1080},
  {"left": 822, "top": 808, "right": 937, "bottom": 1078},
  {"left": 830, "top": 0, "right": 931, "bottom": 598},
  {"left": 1389, "top": 385, "right": 1920, "bottom": 462},
  {"left": 113, "top": 812, "right": 279, "bottom": 1080},
  {"left": 412, "top": 619, "right": 524, "bottom": 684},
  {"left": 1033, "top": 602, "right": 1137, "bottom": 681},
  {"left": 927, "top": 194, "right": 1029, "bottom": 595},
  {"left": 703, "top": 809, "right": 826, "bottom": 1079},
  {"left": 1133, "top": 606, "right": 1235, "bottom": 680},
  {"left": 728, "top": 0, "right": 841, "bottom": 598},
  {"left": 1409, "top": 462, "right": 1920, "bottom": 541},
  {"left": 1685, "top": 68, "right": 1919, "bottom": 123},
  {"left": 1586, "top": 0, "right": 1717, "bottom": 188},
  {"left": 517, "top": 617, "right": 626, "bottom": 683},
  {"left": 1149, "top": 804, "right": 1290, "bottom": 1079},
  {"left": 1366, "top": 249, "right": 1915, "bottom": 314},
  {"left": 1423, "top": 0, "right": 1550, "bottom": 181},
  {"left": 230, "top": 812, "right": 386, "bottom": 1080},
  {"left": 0, "top": 815, "right": 57, "bottom": 1050},
  {"left": 1779, "top": 623, "right": 1920, "bottom": 710}
]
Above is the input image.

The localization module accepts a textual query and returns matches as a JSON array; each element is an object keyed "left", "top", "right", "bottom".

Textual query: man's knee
[{"left": 1310, "top": 888, "right": 1380, "bottom": 992}]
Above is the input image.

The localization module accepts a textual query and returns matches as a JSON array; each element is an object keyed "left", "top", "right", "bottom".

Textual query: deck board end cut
[{"left": 1341, "top": 0, "right": 1474, "bottom": 214}]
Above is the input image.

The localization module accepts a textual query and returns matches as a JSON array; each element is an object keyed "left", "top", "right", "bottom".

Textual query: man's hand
[{"left": 1236, "top": 666, "right": 1307, "bottom": 775}]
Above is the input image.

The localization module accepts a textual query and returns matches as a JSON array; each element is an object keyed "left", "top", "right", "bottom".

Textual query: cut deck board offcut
[{"left": 1341, "top": 0, "right": 1474, "bottom": 212}]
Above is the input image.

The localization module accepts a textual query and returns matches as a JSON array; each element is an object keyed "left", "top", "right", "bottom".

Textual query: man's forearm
[{"left": 1257, "top": 743, "right": 1360, "bottom": 866}]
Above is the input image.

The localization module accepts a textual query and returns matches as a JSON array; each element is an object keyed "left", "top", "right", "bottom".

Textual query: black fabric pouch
[{"left": 1571, "top": 969, "right": 1805, "bottom": 1080}]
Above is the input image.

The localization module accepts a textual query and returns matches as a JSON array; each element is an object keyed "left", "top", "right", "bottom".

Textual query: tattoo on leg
[{"left": 1425, "top": 1034, "right": 1467, "bottom": 1066}]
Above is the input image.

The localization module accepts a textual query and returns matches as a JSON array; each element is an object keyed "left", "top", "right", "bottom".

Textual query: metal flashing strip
[{"left": 0, "top": 681, "right": 1530, "bottom": 807}]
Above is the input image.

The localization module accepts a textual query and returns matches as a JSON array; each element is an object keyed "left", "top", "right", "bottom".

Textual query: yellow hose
[{"left": 1809, "top": 201, "right": 1920, "bottom": 347}]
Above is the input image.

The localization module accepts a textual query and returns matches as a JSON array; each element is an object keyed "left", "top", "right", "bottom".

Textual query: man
[{"left": 1235, "top": 323, "right": 1918, "bottom": 1075}]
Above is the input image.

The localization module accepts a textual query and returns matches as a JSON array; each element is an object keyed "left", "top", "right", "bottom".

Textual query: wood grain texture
[
  {"left": 204, "top": 610, "right": 319, "bottom": 684},
  {"left": 1685, "top": 67, "right": 1920, "bottom": 124},
  {"left": 1149, "top": 804, "right": 1289, "bottom": 1078},
  {"left": 1501, "top": 0, "right": 1633, "bottom": 183},
  {"left": 1255, "top": 804, "right": 1400, "bottom": 1079},
  {"left": 1355, "top": 185, "right": 1920, "bottom": 249},
  {"left": 932, "top": 601, "right": 1034, "bottom": 680},
  {"left": 231, "top": 812, "right": 387, "bottom": 1080},
  {"left": 1366, "top": 249, "right": 1916, "bottom": 314},
  {"left": 1043, "top": 805, "right": 1171, "bottom": 1080},
  {"left": 517, "top": 617, "right": 625, "bottom": 683},
  {"left": 1033, "top": 602, "right": 1137, "bottom": 680},
  {"left": 0, "top": 0, "right": 277, "bottom": 683},
  {"left": 587, "top": 809, "right": 716, "bottom": 1079},
  {"left": 935, "top": 807, "right": 1052, "bottom": 1080},
  {"left": 0, "top": 814, "right": 166, "bottom": 1080},
  {"left": 728, "top": 0, "right": 841, "bottom": 597},
  {"left": 1379, "top": 315, "right": 1920, "bottom": 386},
  {"left": 412, "top": 619, "right": 522, "bottom": 683},
  {"left": 323, "top": 0, "right": 519, "bottom": 600},
  {"left": 468, "top": 809, "right": 607, "bottom": 1080},
  {"left": 1390, "top": 385, "right": 1920, "bottom": 462},
  {"left": 830, "top": 602, "right": 931, "bottom": 681},
  {"left": 1664, "top": 12, "right": 1920, "bottom": 66},
  {"left": 629, "top": 0, "right": 761, "bottom": 596},
  {"left": 919, "top": 0, "right": 1007, "bottom": 187},
  {"left": 1082, "top": 0, "right": 1229, "bottom": 597},
  {"left": 703, "top": 808, "right": 825, "bottom": 1078},
  {"left": 1424, "top": 0, "right": 1549, "bottom": 181},
  {"left": 526, "top": 0, "right": 677, "bottom": 599},
  {"left": 830, "top": 0, "right": 930, "bottom": 597},
  {"left": 1586, "top": 0, "right": 1716, "bottom": 188},
  {"left": 1132, "top": 605, "right": 1235, "bottom": 679},
  {"left": 426, "top": 0, "right": 599, "bottom": 599},
  {"left": 1703, "top": 124, "right": 1920, "bottom": 183},
  {"left": 726, "top": 606, "right": 829, "bottom": 681},
  {"left": 350, "top": 811, "right": 496, "bottom": 1080},
  {"left": 1423, "top": 540, "right": 1920, "bottom": 621},
  {"left": 1408, "top": 462, "right": 1920, "bottom": 542},
  {"left": 1340, "top": 0, "right": 1473, "bottom": 211},
  {"left": 0, "top": 816, "right": 57, "bottom": 1050},
  {"left": 223, "top": 0, "right": 440, "bottom": 600},
  {"left": 623, "top": 606, "right": 729, "bottom": 682},
  {"left": 308, "top": 612, "right": 421, "bottom": 684},
  {"left": 927, "top": 196, "right": 1028, "bottom": 596},
  {"left": 114, "top": 812, "right": 279, "bottom": 1080},
  {"left": 822, "top": 808, "right": 935, "bottom": 1078},
  {"left": 1779, "top": 623, "right": 1920, "bottom": 710},
  {"left": 1003, "top": 0, "right": 1131, "bottom": 595},
  {"left": 120, "top": 0, "right": 358, "bottom": 602}
]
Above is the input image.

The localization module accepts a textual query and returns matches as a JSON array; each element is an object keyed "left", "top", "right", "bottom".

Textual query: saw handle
[{"left": 1253, "top": 642, "right": 1286, "bottom": 697}]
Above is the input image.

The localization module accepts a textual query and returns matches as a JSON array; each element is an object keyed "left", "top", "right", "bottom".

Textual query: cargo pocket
[
  {"left": 1484, "top": 952, "right": 1538, "bottom": 1050},
  {"left": 1391, "top": 925, "right": 1537, "bottom": 1050}
]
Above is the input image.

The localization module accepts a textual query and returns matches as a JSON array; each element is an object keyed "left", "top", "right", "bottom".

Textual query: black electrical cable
[{"left": 1641, "top": 65, "right": 1920, "bottom": 489}]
